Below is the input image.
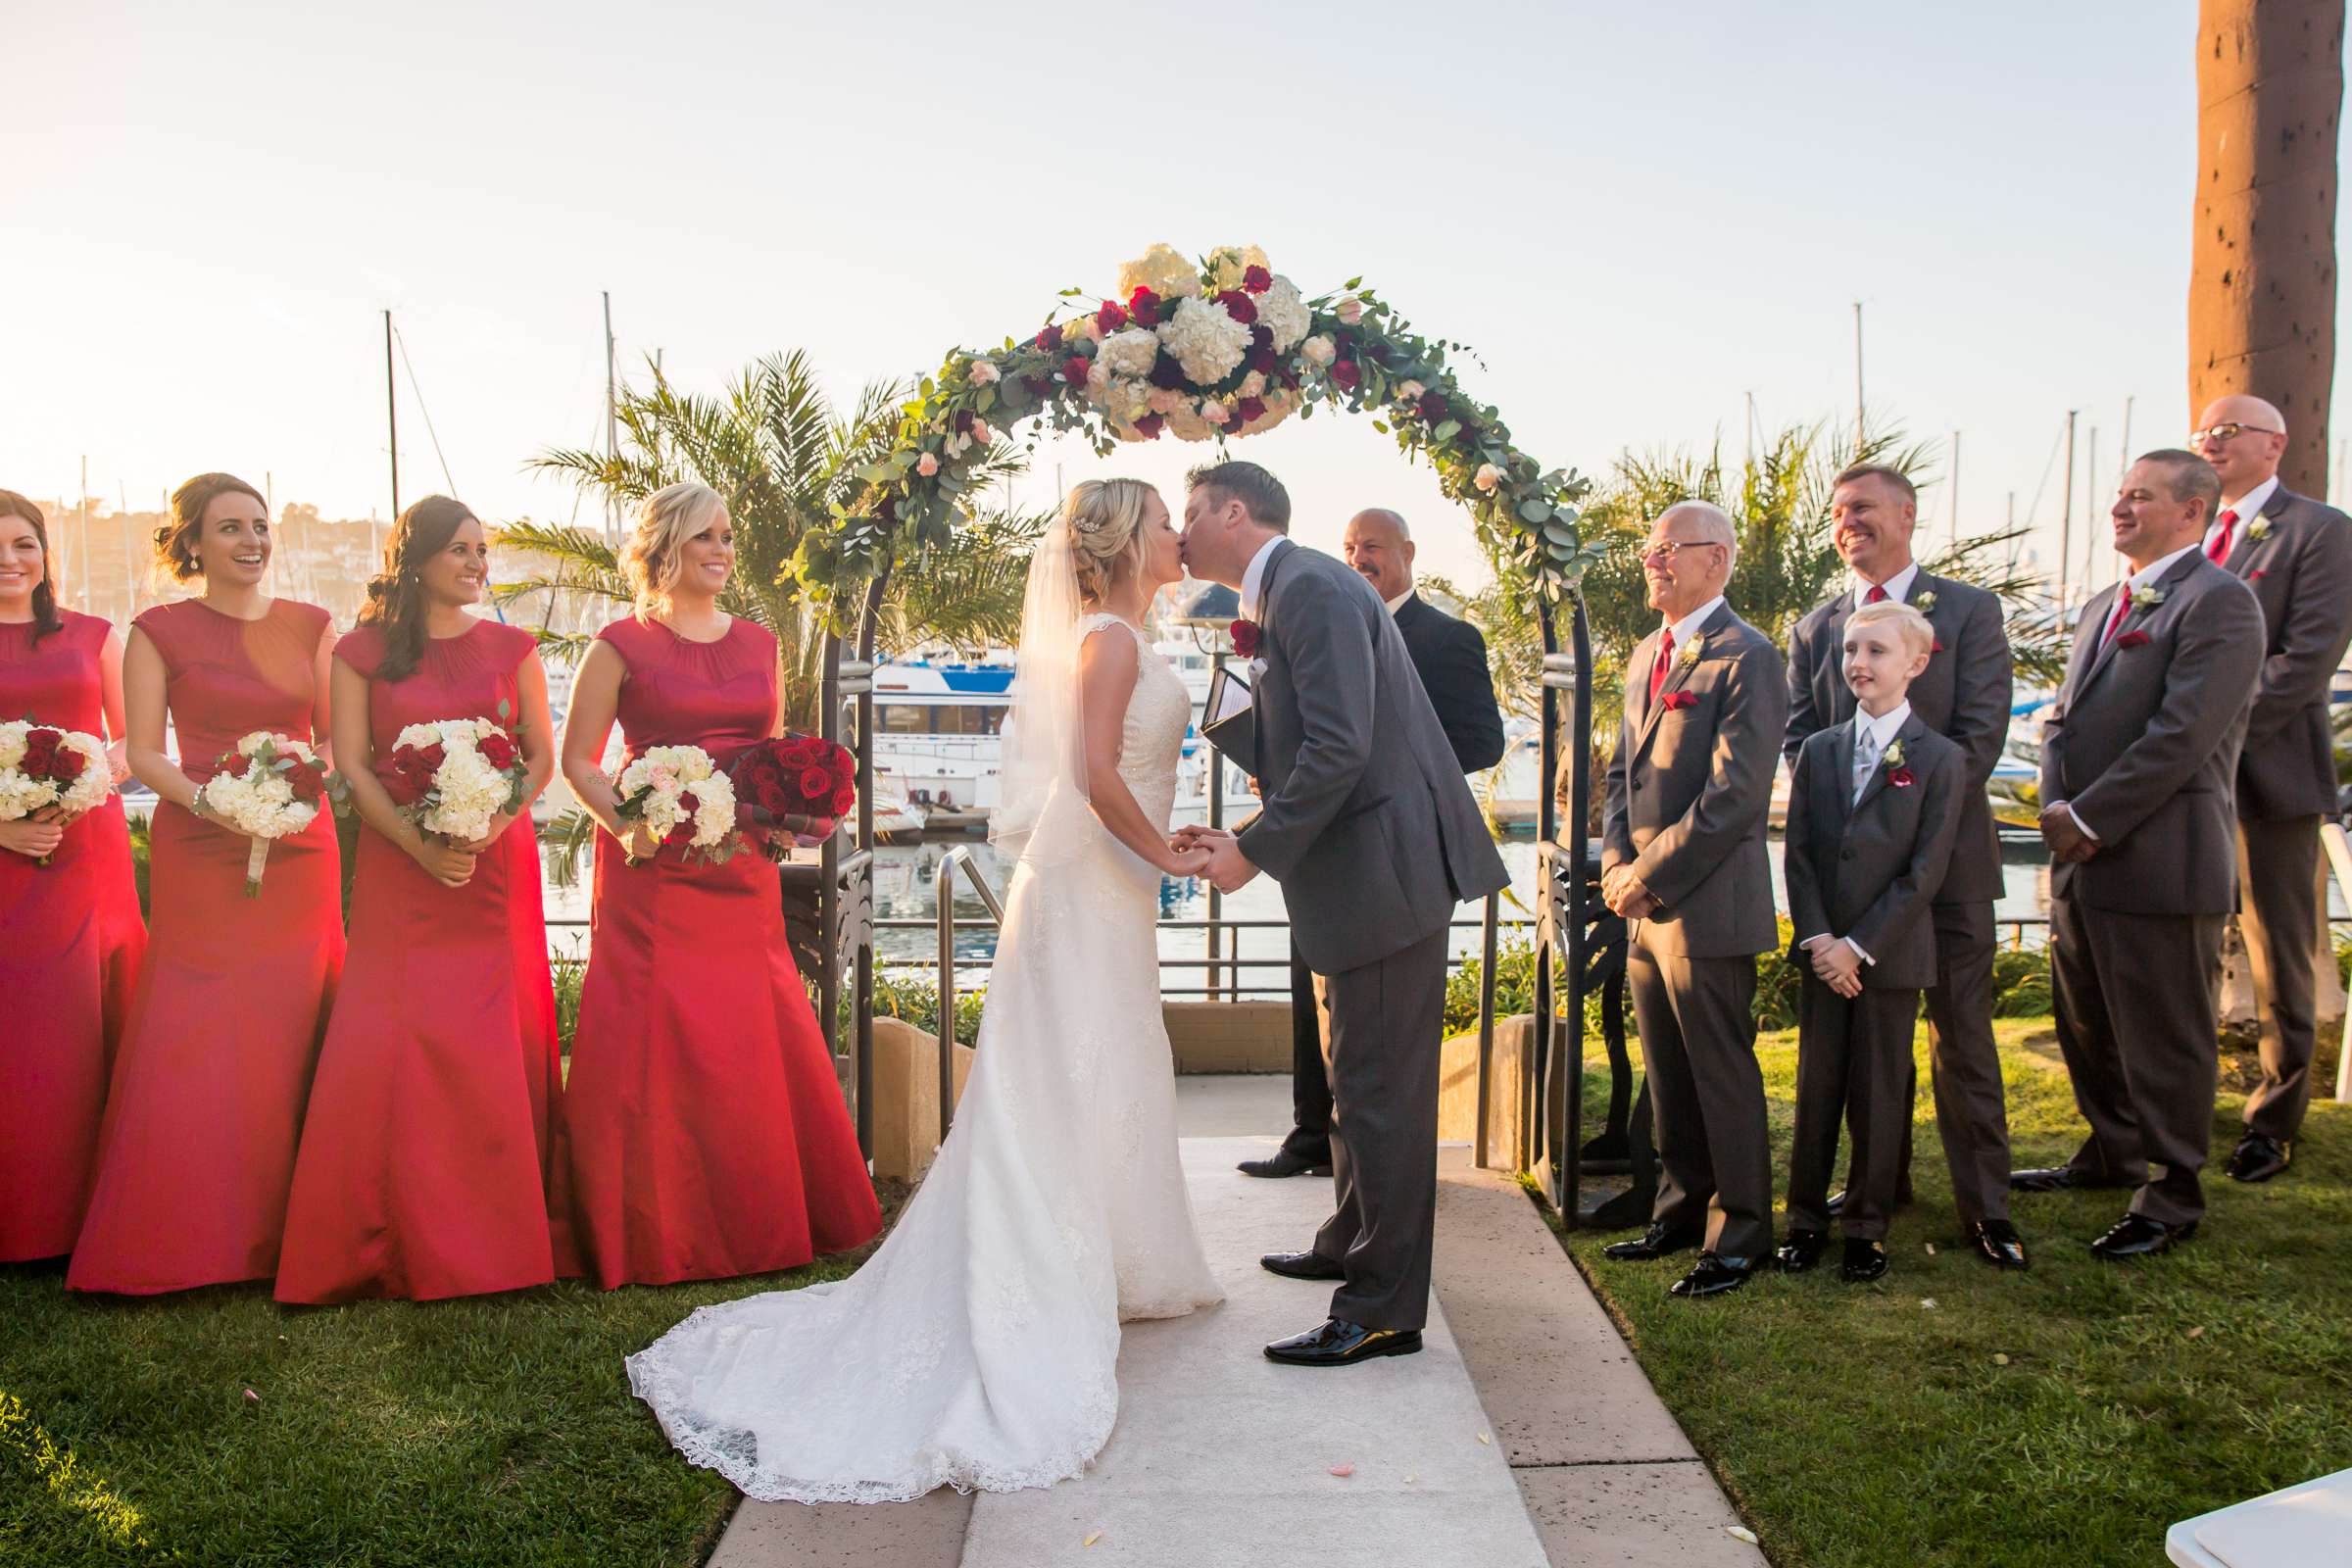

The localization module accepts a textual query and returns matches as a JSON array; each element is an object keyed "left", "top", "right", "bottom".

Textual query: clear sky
[{"left": 7, "top": 0, "right": 2345, "bottom": 596}]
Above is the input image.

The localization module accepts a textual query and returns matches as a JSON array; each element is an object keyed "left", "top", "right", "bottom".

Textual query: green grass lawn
[
  {"left": 1544, "top": 1019, "right": 2352, "bottom": 1568},
  {"left": 0, "top": 1182, "right": 907, "bottom": 1568}
]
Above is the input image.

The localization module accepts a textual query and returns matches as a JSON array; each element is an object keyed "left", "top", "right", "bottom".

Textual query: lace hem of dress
[{"left": 625, "top": 1329, "right": 1121, "bottom": 1504}]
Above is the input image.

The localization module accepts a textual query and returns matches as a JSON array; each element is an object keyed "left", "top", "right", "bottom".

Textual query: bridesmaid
[
  {"left": 0, "top": 491, "right": 146, "bottom": 1263},
  {"left": 69, "top": 472, "right": 344, "bottom": 1295},
  {"left": 275, "top": 498, "right": 563, "bottom": 1303},
  {"left": 556, "top": 481, "right": 881, "bottom": 1288}
]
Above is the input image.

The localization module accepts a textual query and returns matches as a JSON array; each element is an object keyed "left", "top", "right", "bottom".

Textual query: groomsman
[
  {"left": 1783, "top": 465, "right": 2027, "bottom": 1270},
  {"left": 2188, "top": 396, "right": 2352, "bottom": 1184},
  {"left": 1598, "top": 502, "right": 1787, "bottom": 1298},
  {"left": 2014, "top": 452, "right": 2264, "bottom": 1258},
  {"left": 1239, "top": 508, "right": 1505, "bottom": 1180}
]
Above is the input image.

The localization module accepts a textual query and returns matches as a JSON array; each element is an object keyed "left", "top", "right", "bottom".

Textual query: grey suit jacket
[
  {"left": 2038, "top": 552, "right": 2265, "bottom": 914},
  {"left": 1784, "top": 715, "right": 1965, "bottom": 990},
  {"left": 1601, "top": 602, "right": 1788, "bottom": 957},
  {"left": 2220, "top": 486, "right": 2352, "bottom": 820},
  {"left": 1784, "top": 570, "right": 2011, "bottom": 905},
  {"left": 1237, "top": 541, "right": 1508, "bottom": 976}
]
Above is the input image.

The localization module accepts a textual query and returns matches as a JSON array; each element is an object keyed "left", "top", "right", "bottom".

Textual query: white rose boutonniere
[
  {"left": 1678, "top": 638, "right": 1701, "bottom": 668},
  {"left": 2126, "top": 583, "right": 2169, "bottom": 612},
  {"left": 2247, "top": 514, "right": 2274, "bottom": 543},
  {"left": 1912, "top": 589, "right": 1937, "bottom": 612}
]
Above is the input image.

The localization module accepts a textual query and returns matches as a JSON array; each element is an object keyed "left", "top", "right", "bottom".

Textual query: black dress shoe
[
  {"left": 1264, "top": 1318, "right": 1423, "bottom": 1366},
  {"left": 1667, "top": 1251, "right": 1755, "bottom": 1298},
  {"left": 2088, "top": 1212, "right": 2196, "bottom": 1260},
  {"left": 1839, "top": 1238, "right": 1889, "bottom": 1282},
  {"left": 1968, "top": 1218, "right": 2030, "bottom": 1270},
  {"left": 2226, "top": 1133, "right": 2290, "bottom": 1185},
  {"left": 2009, "top": 1165, "right": 2132, "bottom": 1194},
  {"left": 1775, "top": 1229, "right": 1829, "bottom": 1273},
  {"left": 1601, "top": 1223, "right": 1702, "bottom": 1263},
  {"left": 1238, "top": 1150, "right": 1333, "bottom": 1178},
  {"left": 1260, "top": 1250, "right": 1347, "bottom": 1281}
]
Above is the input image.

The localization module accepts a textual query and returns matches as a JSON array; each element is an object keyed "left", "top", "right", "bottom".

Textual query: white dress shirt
[
  {"left": 1238, "top": 536, "right": 1286, "bottom": 622},
  {"left": 1851, "top": 562, "right": 1921, "bottom": 612},
  {"left": 1385, "top": 587, "right": 1414, "bottom": 614},
  {"left": 2205, "top": 474, "right": 2279, "bottom": 558},
  {"left": 2061, "top": 541, "right": 2203, "bottom": 843},
  {"left": 1660, "top": 594, "right": 1726, "bottom": 656},
  {"left": 1804, "top": 699, "right": 1913, "bottom": 965}
]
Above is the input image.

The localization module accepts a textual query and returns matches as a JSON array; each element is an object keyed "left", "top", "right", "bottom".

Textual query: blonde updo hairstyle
[
  {"left": 621, "top": 481, "right": 728, "bottom": 622},
  {"left": 1062, "top": 478, "right": 1155, "bottom": 606}
]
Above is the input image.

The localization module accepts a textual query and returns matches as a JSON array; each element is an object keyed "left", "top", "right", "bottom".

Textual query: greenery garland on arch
[{"left": 797, "top": 243, "right": 1601, "bottom": 607}]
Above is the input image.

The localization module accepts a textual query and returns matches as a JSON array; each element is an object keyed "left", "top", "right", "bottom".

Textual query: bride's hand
[{"left": 1162, "top": 844, "right": 1213, "bottom": 878}]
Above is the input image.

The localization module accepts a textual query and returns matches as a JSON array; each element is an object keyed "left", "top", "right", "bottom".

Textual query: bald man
[
  {"left": 2189, "top": 395, "right": 2352, "bottom": 1184},
  {"left": 1239, "top": 507, "right": 1506, "bottom": 1179}
]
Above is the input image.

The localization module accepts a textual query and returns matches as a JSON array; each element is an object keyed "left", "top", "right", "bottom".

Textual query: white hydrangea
[
  {"left": 0, "top": 720, "right": 110, "bottom": 820},
  {"left": 1156, "top": 293, "right": 1253, "bottom": 385},
  {"left": 615, "top": 743, "right": 736, "bottom": 852},
  {"left": 1255, "top": 275, "right": 1310, "bottom": 353},
  {"left": 388, "top": 717, "right": 520, "bottom": 843},
  {"left": 1097, "top": 327, "right": 1161, "bottom": 379},
  {"left": 1206, "top": 244, "right": 1271, "bottom": 292},
  {"left": 199, "top": 733, "right": 322, "bottom": 841},
  {"left": 1116, "top": 243, "right": 1201, "bottom": 302},
  {"left": 1163, "top": 403, "right": 1217, "bottom": 442}
]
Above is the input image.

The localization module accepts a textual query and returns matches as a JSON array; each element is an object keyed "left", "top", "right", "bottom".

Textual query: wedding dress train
[{"left": 625, "top": 613, "right": 1223, "bottom": 1501}]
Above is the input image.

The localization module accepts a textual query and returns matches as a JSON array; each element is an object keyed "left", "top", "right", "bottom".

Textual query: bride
[{"left": 626, "top": 478, "right": 1225, "bottom": 1502}]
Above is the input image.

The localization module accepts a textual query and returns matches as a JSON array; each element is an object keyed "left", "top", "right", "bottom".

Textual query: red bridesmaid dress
[
  {"left": 275, "top": 620, "right": 563, "bottom": 1303},
  {"left": 556, "top": 615, "right": 881, "bottom": 1288},
  {"left": 0, "top": 612, "right": 147, "bottom": 1261},
  {"left": 68, "top": 598, "right": 345, "bottom": 1295}
]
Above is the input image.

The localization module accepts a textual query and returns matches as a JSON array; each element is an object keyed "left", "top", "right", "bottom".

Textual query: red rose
[
  {"left": 44, "top": 746, "right": 87, "bottom": 784},
  {"left": 377, "top": 749, "right": 425, "bottom": 806},
  {"left": 1132, "top": 414, "right": 1165, "bottom": 440},
  {"left": 800, "top": 765, "right": 833, "bottom": 798},
  {"left": 1419, "top": 392, "right": 1450, "bottom": 424},
  {"left": 1660, "top": 691, "right": 1699, "bottom": 710},
  {"left": 1127, "top": 286, "right": 1162, "bottom": 327},
  {"left": 1888, "top": 767, "right": 1916, "bottom": 788},
  {"left": 1062, "top": 355, "right": 1092, "bottom": 386},
  {"left": 287, "top": 764, "right": 324, "bottom": 804},
  {"left": 2117, "top": 629, "right": 2151, "bottom": 649},
  {"left": 1243, "top": 264, "right": 1272, "bottom": 294},
  {"left": 418, "top": 743, "right": 447, "bottom": 770},
  {"left": 756, "top": 774, "right": 792, "bottom": 812},
  {"left": 1035, "top": 323, "right": 1063, "bottom": 352},
  {"left": 477, "top": 731, "right": 517, "bottom": 770},
  {"left": 1330, "top": 360, "right": 1361, "bottom": 393},
  {"left": 1229, "top": 619, "right": 1261, "bottom": 658},
  {"left": 1214, "top": 289, "right": 1257, "bottom": 325},
  {"left": 1247, "top": 341, "right": 1277, "bottom": 375},
  {"left": 953, "top": 409, "right": 975, "bottom": 434},
  {"left": 1236, "top": 397, "right": 1266, "bottom": 424},
  {"left": 832, "top": 784, "right": 857, "bottom": 816},
  {"left": 1097, "top": 299, "right": 1128, "bottom": 332},
  {"left": 1023, "top": 374, "right": 1052, "bottom": 400},
  {"left": 1148, "top": 354, "right": 1188, "bottom": 390}
]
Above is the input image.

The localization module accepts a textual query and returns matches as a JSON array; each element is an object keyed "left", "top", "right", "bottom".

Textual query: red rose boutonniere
[
  {"left": 2116, "top": 629, "right": 2151, "bottom": 649},
  {"left": 1659, "top": 690, "right": 1699, "bottom": 711},
  {"left": 1229, "top": 618, "right": 1261, "bottom": 658}
]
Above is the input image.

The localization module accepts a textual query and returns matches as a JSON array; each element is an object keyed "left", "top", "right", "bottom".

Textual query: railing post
[
  {"left": 1206, "top": 735, "right": 1225, "bottom": 1001},
  {"left": 936, "top": 850, "right": 959, "bottom": 1141},
  {"left": 1475, "top": 887, "right": 1499, "bottom": 1169},
  {"left": 2324, "top": 821, "right": 2352, "bottom": 1103}
]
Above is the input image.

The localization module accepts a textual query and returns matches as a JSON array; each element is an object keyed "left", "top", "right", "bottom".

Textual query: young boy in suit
[{"left": 1777, "top": 601, "right": 1966, "bottom": 1282}]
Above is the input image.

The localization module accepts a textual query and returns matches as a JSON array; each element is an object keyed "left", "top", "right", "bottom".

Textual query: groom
[{"left": 1175, "top": 461, "right": 1508, "bottom": 1367}]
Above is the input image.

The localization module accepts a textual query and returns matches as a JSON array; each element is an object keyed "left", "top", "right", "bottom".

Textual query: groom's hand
[{"left": 1200, "top": 833, "right": 1259, "bottom": 894}]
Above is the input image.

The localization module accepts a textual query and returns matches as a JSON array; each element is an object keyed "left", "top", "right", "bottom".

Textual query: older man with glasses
[
  {"left": 1596, "top": 502, "right": 1788, "bottom": 1298},
  {"left": 2187, "top": 396, "right": 2352, "bottom": 1185}
]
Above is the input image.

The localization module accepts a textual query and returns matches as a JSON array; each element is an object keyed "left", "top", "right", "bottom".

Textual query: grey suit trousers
[
  {"left": 1788, "top": 977, "right": 1919, "bottom": 1241},
  {"left": 2049, "top": 895, "right": 2225, "bottom": 1226},
  {"left": 2237, "top": 816, "right": 2325, "bottom": 1143},
  {"left": 1627, "top": 939, "right": 1773, "bottom": 1260},
  {"left": 1311, "top": 925, "right": 1449, "bottom": 1333},
  {"left": 1922, "top": 901, "right": 2013, "bottom": 1223}
]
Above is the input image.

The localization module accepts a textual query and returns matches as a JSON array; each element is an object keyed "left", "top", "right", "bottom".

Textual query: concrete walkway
[{"left": 712, "top": 1076, "right": 1761, "bottom": 1567}]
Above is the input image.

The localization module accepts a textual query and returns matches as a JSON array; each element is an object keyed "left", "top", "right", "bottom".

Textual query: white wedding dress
[{"left": 626, "top": 613, "right": 1224, "bottom": 1502}]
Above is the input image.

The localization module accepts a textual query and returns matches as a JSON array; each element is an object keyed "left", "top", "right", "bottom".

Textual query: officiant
[{"left": 1238, "top": 507, "right": 1507, "bottom": 1180}]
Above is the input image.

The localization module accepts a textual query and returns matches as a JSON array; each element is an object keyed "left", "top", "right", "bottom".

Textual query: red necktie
[
  {"left": 2206, "top": 509, "right": 2238, "bottom": 564},
  {"left": 1649, "top": 627, "right": 1674, "bottom": 703},
  {"left": 1865, "top": 584, "right": 1888, "bottom": 604},
  {"left": 2099, "top": 590, "right": 2132, "bottom": 650}
]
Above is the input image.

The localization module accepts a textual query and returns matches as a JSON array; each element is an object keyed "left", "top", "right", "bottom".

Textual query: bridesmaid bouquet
[
  {"left": 614, "top": 744, "right": 738, "bottom": 864},
  {"left": 730, "top": 734, "right": 856, "bottom": 858},
  {"left": 0, "top": 718, "right": 112, "bottom": 864},
  {"left": 375, "top": 712, "right": 529, "bottom": 844},
  {"left": 197, "top": 731, "right": 330, "bottom": 897}
]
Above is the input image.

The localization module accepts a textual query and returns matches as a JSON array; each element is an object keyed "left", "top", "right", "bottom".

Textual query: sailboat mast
[{"left": 604, "top": 291, "right": 620, "bottom": 547}]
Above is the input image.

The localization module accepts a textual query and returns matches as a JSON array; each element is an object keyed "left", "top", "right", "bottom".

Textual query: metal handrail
[
  {"left": 935, "top": 845, "right": 1004, "bottom": 1138},
  {"left": 2325, "top": 821, "right": 2352, "bottom": 1104}
]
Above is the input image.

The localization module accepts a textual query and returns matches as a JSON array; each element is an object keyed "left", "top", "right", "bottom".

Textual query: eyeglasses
[
  {"left": 2190, "top": 422, "right": 2281, "bottom": 445},
  {"left": 1640, "top": 538, "right": 1727, "bottom": 563}
]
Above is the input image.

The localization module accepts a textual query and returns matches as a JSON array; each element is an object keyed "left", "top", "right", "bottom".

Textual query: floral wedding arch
[{"left": 805, "top": 245, "right": 1612, "bottom": 1212}]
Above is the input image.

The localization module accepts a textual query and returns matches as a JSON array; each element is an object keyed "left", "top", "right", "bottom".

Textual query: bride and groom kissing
[{"left": 624, "top": 460, "right": 1506, "bottom": 1504}]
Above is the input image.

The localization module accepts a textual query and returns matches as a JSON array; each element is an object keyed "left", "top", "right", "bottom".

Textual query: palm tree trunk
[{"left": 2191, "top": 0, "right": 2346, "bottom": 496}]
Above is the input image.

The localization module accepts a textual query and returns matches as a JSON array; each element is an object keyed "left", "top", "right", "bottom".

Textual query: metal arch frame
[{"left": 817, "top": 571, "right": 890, "bottom": 1156}]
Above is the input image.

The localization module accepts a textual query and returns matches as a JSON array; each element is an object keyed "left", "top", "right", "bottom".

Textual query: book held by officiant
[{"left": 1201, "top": 663, "right": 1253, "bottom": 768}]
